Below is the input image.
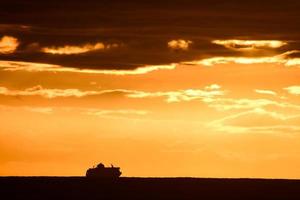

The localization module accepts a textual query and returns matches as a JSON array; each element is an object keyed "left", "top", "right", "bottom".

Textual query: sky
[{"left": 1, "top": 0, "right": 300, "bottom": 178}]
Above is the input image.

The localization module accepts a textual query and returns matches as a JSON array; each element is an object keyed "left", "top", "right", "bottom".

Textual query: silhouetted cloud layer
[{"left": 1, "top": 0, "right": 300, "bottom": 70}]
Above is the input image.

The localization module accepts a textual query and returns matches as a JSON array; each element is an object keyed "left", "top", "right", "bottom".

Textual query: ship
[{"left": 86, "top": 163, "right": 122, "bottom": 179}]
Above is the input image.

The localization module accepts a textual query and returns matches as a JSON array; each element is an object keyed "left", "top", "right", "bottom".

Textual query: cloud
[
  {"left": 285, "top": 58, "right": 300, "bottom": 66},
  {"left": 214, "top": 108, "right": 288, "bottom": 126},
  {"left": 25, "top": 107, "right": 54, "bottom": 114},
  {"left": 210, "top": 108, "right": 300, "bottom": 134},
  {"left": 168, "top": 39, "right": 192, "bottom": 50},
  {"left": 4, "top": 85, "right": 295, "bottom": 115},
  {"left": 205, "top": 84, "right": 221, "bottom": 90},
  {"left": 0, "top": 85, "right": 102, "bottom": 98},
  {"left": 184, "top": 50, "right": 300, "bottom": 66},
  {"left": 1, "top": 1, "right": 300, "bottom": 72},
  {"left": 254, "top": 89, "right": 277, "bottom": 96},
  {"left": 212, "top": 39, "right": 287, "bottom": 51},
  {"left": 206, "top": 97, "right": 300, "bottom": 111},
  {"left": 0, "top": 60, "right": 177, "bottom": 75},
  {"left": 0, "top": 105, "right": 53, "bottom": 114},
  {"left": 0, "top": 84, "right": 224, "bottom": 103},
  {"left": 126, "top": 84, "right": 225, "bottom": 103},
  {"left": 0, "top": 24, "right": 31, "bottom": 32},
  {"left": 0, "top": 104, "right": 148, "bottom": 119},
  {"left": 41, "top": 42, "right": 119, "bottom": 55},
  {"left": 284, "top": 86, "right": 300, "bottom": 96},
  {"left": 86, "top": 109, "right": 149, "bottom": 116},
  {"left": 0, "top": 36, "right": 19, "bottom": 54},
  {"left": 203, "top": 93, "right": 300, "bottom": 134}
]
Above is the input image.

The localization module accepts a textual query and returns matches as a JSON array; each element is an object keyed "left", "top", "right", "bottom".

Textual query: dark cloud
[{"left": 1, "top": 0, "right": 300, "bottom": 70}]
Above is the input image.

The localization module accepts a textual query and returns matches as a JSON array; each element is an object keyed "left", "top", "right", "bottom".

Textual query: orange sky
[
  {"left": 1, "top": 46, "right": 300, "bottom": 178},
  {"left": 1, "top": 1, "right": 300, "bottom": 178}
]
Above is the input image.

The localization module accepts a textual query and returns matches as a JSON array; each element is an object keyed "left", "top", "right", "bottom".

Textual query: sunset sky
[{"left": 1, "top": 0, "right": 300, "bottom": 178}]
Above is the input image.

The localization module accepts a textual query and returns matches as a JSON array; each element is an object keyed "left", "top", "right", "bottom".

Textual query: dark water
[{"left": 1, "top": 177, "right": 300, "bottom": 199}]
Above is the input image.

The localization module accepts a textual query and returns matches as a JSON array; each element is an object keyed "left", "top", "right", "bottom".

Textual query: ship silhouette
[{"left": 86, "top": 163, "right": 122, "bottom": 179}]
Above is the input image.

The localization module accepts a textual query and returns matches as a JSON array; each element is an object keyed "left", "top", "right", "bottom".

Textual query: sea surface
[{"left": 1, "top": 177, "right": 300, "bottom": 199}]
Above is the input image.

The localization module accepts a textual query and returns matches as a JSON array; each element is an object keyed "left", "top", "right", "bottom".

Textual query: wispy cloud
[
  {"left": 168, "top": 39, "right": 192, "bottom": 50},
  {"left": 0, "top": 105, "right": 54, "bottom": 114},
  {"left": 184, "top": 51, "right": 300, "bottom": 66},
  {"left": 209, "top": 108, "right": 300, "bottom": 134},
  {"left": 213, "top": 108, "right": 288, "bottom": 124},
  {"left": 86, "top": 109, "right": 149, "bottom": 116},
  {"left": 0, "top": 104, "right": 148, "bottom": 118},
  {"left": 203, "top": 95, "right": 300, "bottom": 112},
  {"left": 212, "top": 39, "right": 287, "bottom": 51},
  {"left": 0, "top": 85, "right": 101, "bottom": 98},
  {"left": 25, "top": 107, "right": 54, "bottom": 114},
  {"left": 126, "top": 84, "right": 225, "bottom": 103},
  {"left": 205, "top": 84, "right": 221, "bottom": 90},
  {"left": 284, "top": 86, "right": 300, "bottom": 96},
  {"left": 0, "top": 84, "right": 224, "bottom": 103},
  {"left": 0, "top": 60, "right": 177, "bottom": 75},
  {"left": 41, "top": 42, "right": 119, "bottom": 55},
  {"left": 254, "top": 89, "right": 277, "bottom": 96},
  {"left": 0, "top": 36, "right": 19, "bottom": 54}
]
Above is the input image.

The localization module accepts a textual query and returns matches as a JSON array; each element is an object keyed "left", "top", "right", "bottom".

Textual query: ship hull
[{"left": 86, "top": 167, "right": 121, "bottom": 179}]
